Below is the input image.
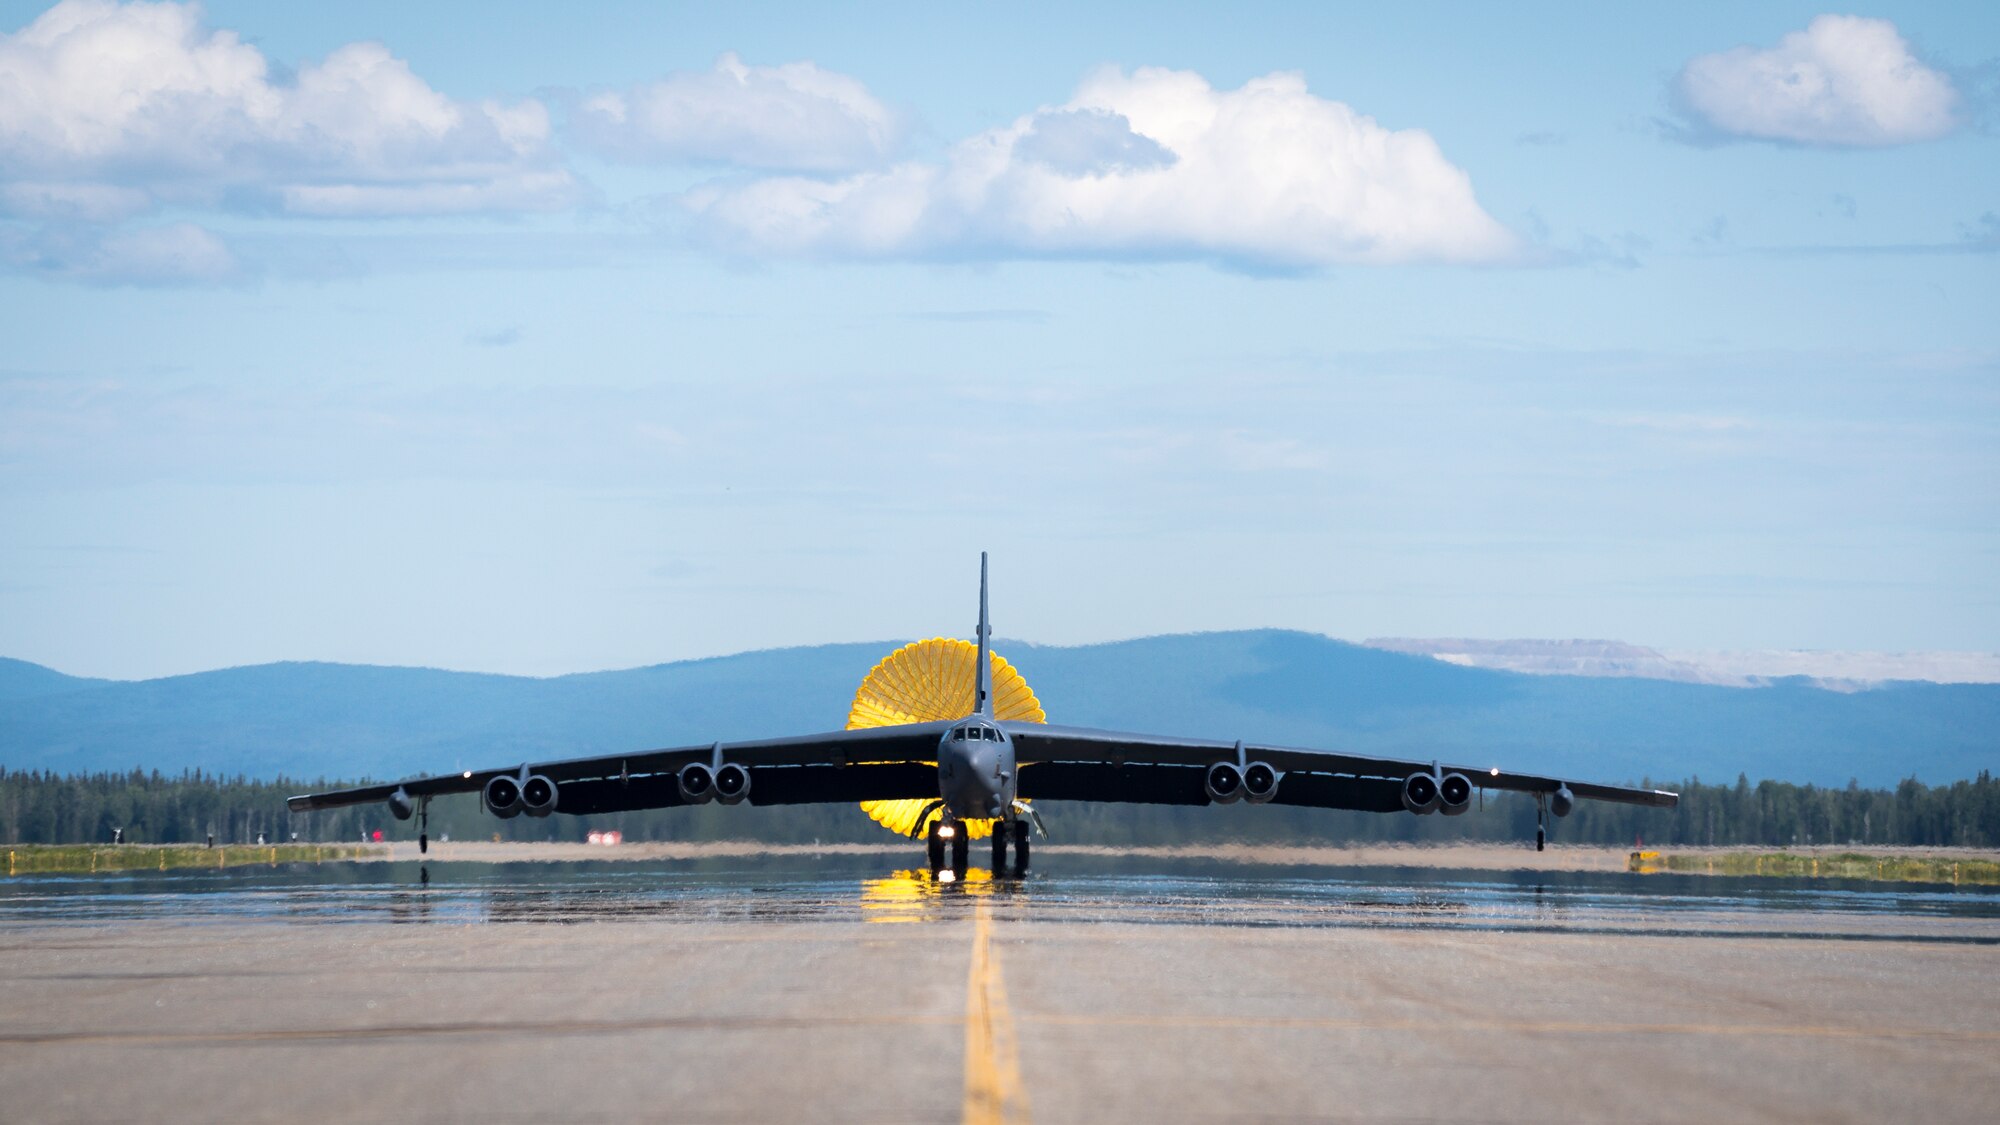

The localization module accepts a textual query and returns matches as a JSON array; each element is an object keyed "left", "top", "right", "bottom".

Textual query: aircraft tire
[
  {"left": 927, "top": 822, "right": 945, "bottom": 871},
  {"left": 991, "top": 830, "right": 1008, "bottom": 873},
  {"left": 1014, "top": 820, "right": 1030, "bottom": 875},
  {"left": 950, "top": 823, "right": 969, "bottom": 875}
]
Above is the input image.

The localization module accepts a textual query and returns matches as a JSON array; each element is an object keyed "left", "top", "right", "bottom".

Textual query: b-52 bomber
[{"left": 292, "top": 555, "right": 1678, "bottom": 876}]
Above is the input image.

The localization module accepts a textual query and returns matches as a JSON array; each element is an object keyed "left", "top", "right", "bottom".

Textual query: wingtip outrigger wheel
[
  {"left": 418, "top": 796, "right": 430, "bottom": 855},
  {"left": 1535, "top": 793, "right": 1547, "bottom": 853}
]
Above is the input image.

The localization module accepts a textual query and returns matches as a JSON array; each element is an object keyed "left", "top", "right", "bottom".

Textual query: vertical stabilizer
[{"left": 974, "top": 552, "right": 994, "bottom": 716}]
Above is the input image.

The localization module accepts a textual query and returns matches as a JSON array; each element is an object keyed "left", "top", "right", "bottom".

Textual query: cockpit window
[{"left": 952, "top": 727, "right": 966, "bottom": 740}]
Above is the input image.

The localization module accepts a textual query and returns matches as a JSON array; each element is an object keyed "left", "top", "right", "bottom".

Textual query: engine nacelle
[
  {"left": 386, "top": 787, "right": 414, "bottom": 821},
  {"left": 1438, "top": 772, "right": 1473, "bottom": 816},
  {"left": 1205, "top": 762, "right": 1244, "bottom": 804},
  {"left": 1242, "top": 761, "right": 1282, "bottom": 804},
  {"left": 1401, "top": 771, "right": 1440, "bottom": 815},
  {"left": 1550, "top": 785, "right": 1575, "bottom": 818},
  {"left": 521, "top": 774, "right": 558, "bottom": 817},
  {"left": 713, "top": 763, "right": 752, "bottom": 805},
  {"left": 678, "top": 762, "right": 716, "bottom": 804},
  {"left": 484, "top": 775, "right": 523, "bottom": 819}
]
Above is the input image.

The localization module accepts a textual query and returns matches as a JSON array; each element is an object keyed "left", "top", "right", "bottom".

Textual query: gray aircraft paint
[{"left": 935, "top": 553, "right": 1018, "bottom": 821}]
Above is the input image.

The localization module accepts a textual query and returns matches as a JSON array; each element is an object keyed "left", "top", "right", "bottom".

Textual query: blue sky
[{"left": 1, "top": 1, "right": 1995, "bottom": 678}]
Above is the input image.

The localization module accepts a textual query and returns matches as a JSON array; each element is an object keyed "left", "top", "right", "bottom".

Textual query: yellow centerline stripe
[{"left": 963, "top": 900, "right": 1029, "bottom": 1124}]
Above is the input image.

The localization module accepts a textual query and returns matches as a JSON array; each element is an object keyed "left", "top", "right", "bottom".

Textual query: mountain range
[{"left": 3, "top": 632, "right": 1995, "bottom": 788}]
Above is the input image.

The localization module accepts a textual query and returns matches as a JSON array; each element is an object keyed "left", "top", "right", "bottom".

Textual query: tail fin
[{"left": 974, "top": 552, "right": 994, "bottom": 717}]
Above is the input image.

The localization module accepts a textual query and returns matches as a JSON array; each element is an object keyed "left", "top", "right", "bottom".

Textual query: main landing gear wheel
[
  {"left": 1014, "top": 819, "right": 1030, "bottom": 874},
  {"left": 992, "top": 827, "right": 1009, "bottom": 873},
  {"left": 927, "top": 819, "right": 970, "bottom": 878}
]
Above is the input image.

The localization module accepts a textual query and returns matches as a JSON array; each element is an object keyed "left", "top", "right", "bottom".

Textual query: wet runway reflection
[{"left": 3, "top": 854, "right": 1997, "bottom": 942}]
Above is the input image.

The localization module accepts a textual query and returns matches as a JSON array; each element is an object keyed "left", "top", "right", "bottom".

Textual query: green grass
[
  {"left": 1634, "top": 850, "right": 2000, "bottom": 885},
  {"left": 5, "top": 843, "right": 385, "bottom": 875}
]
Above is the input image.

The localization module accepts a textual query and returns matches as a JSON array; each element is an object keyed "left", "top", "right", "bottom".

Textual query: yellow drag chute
[{"left": 849, "top": 637, "right": 1045, "bottom": 840}]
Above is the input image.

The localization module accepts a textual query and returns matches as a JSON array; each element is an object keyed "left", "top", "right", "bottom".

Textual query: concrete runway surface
[{"left": 2, "top": 852, "right": 1997, "bottom": 1123}]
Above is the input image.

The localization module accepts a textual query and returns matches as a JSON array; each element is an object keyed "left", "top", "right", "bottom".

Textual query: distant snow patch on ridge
[
  {"left": 1657, "top": 649, "right": 2000, "bottom": 689},
  {"left": 1368, "top": 638, "right": 1719, "bottom": 683},
  {"left": 1363, "top": 638, "right": 2000, "bottom": 691}
]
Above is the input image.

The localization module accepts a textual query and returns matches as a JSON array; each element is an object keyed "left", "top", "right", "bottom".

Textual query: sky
[{"left": 0, "top": 1, "right": 1995, "bottom": 680}]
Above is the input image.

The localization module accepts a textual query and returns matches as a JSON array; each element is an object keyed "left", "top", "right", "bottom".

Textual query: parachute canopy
[{"left": 849, "top": 637, "right": 1044, "bottom": 839}]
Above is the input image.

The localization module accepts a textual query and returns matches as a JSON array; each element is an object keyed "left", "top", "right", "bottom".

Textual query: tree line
[{"left": 2, "top": 767, "right": 1996, "bottom": 849}]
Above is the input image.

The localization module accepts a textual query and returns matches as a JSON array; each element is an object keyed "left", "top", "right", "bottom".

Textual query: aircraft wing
[
  {"left": 1006, "top": 722, "right": 1678, "bottom": 812},
  {"left": 286, "top": 721, "right": 954, "bottom": 816}
]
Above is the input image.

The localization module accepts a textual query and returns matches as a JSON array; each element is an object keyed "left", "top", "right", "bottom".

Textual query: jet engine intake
[
  {"left": 678, "top": 763, "right": 716, "bottom": 804},
  {"left": 521, "top": 774, "right": 558, "bottom": 817},
  {"left": 1205, "top": 762, "right": 1244, "bottom": 804},
  {"left": 386, "top": 787, "right": 414, "bottom": 821},
  {"left": 1401, "top": 771, "right": 1440, "bottom": 815},
  {"left": 1438, "top": 772, "right": 1473, "bottom": 816},
  {"left": 1550, "top": 785, "right": 1574, "bottom": 818},
  {"left": 713, "top": 762, "right": 752, "bottom": 805},
  {"left": 1242, "top": 761, "right": 1282, "bottom": 804},
  {"left": 484, "top": 775, "right": 523, "bottom": 819}
]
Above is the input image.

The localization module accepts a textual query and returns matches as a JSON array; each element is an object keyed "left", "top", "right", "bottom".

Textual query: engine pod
[
  {"left": 1401, "top": 772, "right": 1440, "bottom": 815},
  {"left": 1242, "top": 761, "right": 1282, "bottom": 803},
  {"left": 678, "top": 762, "right": 716, "bottom": 804},
  {"left": 521, "top": 774, "right": 558, "bottom": 817},
  {"left": 713, "top": 763, "right": 752, "bottom": 805},
  {"left": 1438, "top": 772, "right": 1473, "bottom": 816},
  {"left": 484, "top": 775, "right": 523, "bottom": 819},
  {"left": 1205, "top": 762, "right": 1244, "bottom": 804}
]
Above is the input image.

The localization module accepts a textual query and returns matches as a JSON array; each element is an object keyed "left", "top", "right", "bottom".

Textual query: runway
[{"left": 2, "top": 851, "right": 1997, "bottom": 1123}]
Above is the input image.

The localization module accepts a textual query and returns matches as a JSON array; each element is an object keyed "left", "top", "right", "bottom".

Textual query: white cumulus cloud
[
  {"left": 0, "top": 0, "right": 576, "bottom": 216},
  {"left": 1674, "top": 15, "right": 1959, "bottom": 146},
  {"left": 568, "top": 52, "right": 901, "bottom": 172},
  {"left": 681, "top": 66, "right": 1517, "bottom": 268}
]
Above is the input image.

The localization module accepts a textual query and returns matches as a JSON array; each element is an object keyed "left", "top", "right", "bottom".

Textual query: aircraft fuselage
[{"left": 938, "top": 720, "right": 1015, "bottom": 821}]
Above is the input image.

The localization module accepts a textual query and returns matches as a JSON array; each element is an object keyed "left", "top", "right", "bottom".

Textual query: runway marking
[
  {"left": 1019, "top": 1013, "right": 2000, "bottom": 1042},
  {"left": 963, "top": 900, "right": 1029, "bottom": 1125}
]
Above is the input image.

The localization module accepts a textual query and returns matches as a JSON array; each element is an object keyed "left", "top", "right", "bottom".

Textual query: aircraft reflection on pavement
[{"left": 860, "top": 868, "right": 1026, "bottom": 923}]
